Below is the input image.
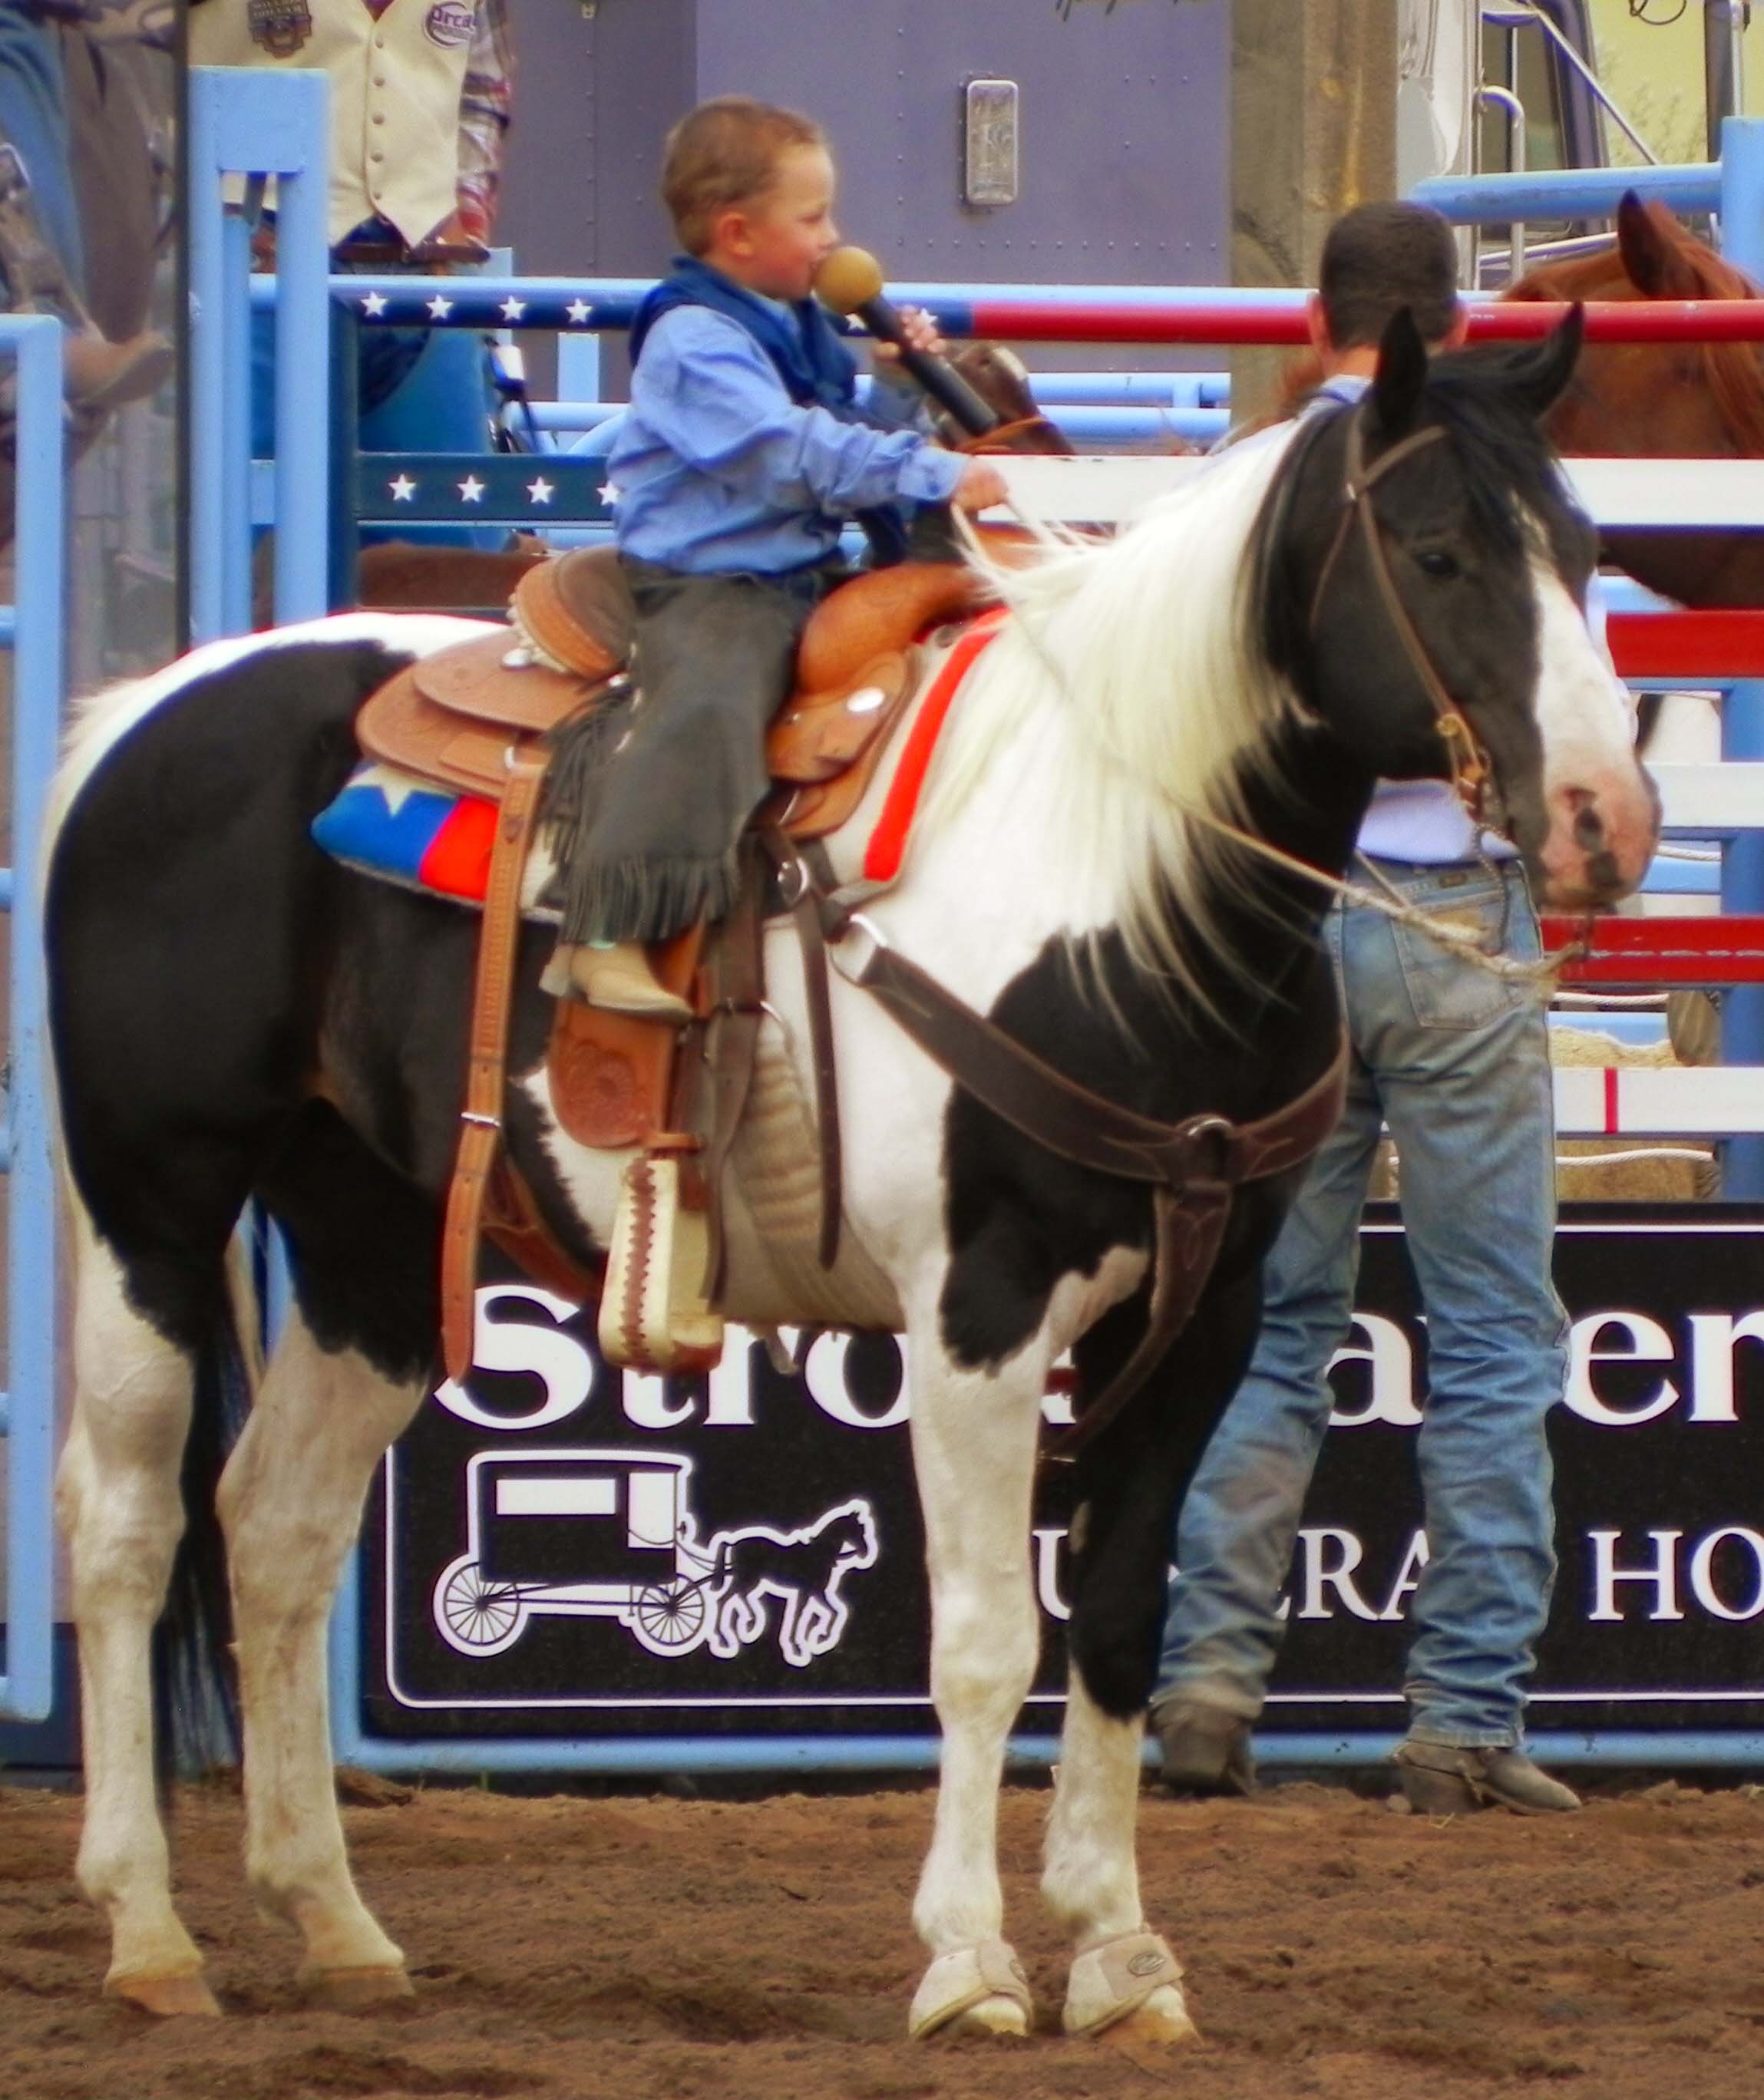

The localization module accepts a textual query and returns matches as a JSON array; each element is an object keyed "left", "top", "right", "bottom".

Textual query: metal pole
[
  {"left": 1478, "top": 84, "right": 1528, "bottom": 283},
  {"left": 1706, "top": 2, "right": 1749, "bottom": 164},
  {"left": 1716, "top": 121, "right": 1764, "bottom": 1196},
  {"left": 220, "top": 206, "right": 253, "bottom": 636},
  {"left": 270, "top": 68, "right": 331, "bottom": 625},
  {"left": 1, "top": 316, "right": 63, "bottom": 1723},
  {"left": 186, "top": 73, "right": 227, "bottom": 647}
]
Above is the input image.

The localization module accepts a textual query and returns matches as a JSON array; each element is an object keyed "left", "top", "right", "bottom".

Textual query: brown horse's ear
[
  {"left": 1368, "top": 306, "right": 1429, "bottom": 435},
  {"left": 1617, "top": 190, "right": 1700, "bottom": 299},
  {"left": 1512, "top": 305, "right": 1585, "bottom": 420}
]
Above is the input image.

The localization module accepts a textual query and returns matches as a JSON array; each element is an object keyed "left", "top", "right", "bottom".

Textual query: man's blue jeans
[{"left": 1155, "top": 857, "right": 1567, "bottom": 1748}]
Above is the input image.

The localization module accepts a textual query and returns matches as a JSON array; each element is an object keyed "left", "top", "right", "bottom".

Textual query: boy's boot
[{"left": 556, "top": 940, "right": 692, "bottom": 1022}]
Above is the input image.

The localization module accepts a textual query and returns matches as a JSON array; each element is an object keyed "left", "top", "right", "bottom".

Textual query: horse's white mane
[{"left": 921, "top": 428, "right": 1306, "bottom": 991}]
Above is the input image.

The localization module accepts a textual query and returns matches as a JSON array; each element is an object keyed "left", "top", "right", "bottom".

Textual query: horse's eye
[{"left": 1415, "top": 548, "right": 1459, "bottom": 581}]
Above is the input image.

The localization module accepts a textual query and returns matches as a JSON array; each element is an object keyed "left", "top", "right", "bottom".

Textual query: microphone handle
[{"left": 859, "top": 292, "right": 1002, "bottom": 438}]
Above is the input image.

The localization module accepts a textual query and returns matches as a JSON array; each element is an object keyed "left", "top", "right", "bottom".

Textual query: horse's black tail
[{"left": 150, "top": 1238, "right": 259, "bottom": 1786}]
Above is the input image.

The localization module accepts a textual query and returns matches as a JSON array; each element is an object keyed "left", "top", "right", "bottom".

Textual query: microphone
[{"left": 814, "top": 246, "right": 1003, "bottom": 438}]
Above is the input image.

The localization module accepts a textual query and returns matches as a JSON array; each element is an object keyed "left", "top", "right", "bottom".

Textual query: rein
[{"left": 1306, "top": 413, "right": 1494, "bottom": 827}]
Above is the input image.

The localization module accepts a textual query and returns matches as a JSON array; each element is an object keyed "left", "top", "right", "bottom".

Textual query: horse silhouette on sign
[{"left": 706, "top": 1500, "right": 879, "bottom": 1668}]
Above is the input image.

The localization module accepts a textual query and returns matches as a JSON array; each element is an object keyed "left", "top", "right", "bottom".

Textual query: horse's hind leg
[
  {"left": 218, "top": 1109, "right": 433, "bottom": 2006},
  {"left": 904, "top": 1306, "right": 1046, "bottom": 2041},
  {"left": 55, "top": 1208, "right": 222, "bottom": 2016}
]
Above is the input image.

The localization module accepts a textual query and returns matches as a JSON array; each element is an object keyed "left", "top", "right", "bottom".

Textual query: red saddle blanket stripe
[{"left": 861, "top": 610, "right": 1006, "bottom": 887}]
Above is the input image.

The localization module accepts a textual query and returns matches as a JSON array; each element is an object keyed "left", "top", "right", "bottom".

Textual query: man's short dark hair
[{"left": 1318, "top": 202, "right": 1462, "bottom": 349}]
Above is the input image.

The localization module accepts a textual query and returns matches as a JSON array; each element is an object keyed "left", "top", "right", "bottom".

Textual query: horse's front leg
[
  {"left": 904, "top": 1290, "right": 1047, "bottom": 2041},
  {"left": 1042, "top": 1268, "right": 1261, "bottom": 2046},
  {"left": 217, "top": 1303, "right": 424, "bottom": 2007}
]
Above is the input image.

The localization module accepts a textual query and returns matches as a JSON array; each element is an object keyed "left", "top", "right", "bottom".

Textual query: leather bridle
[{"left": 1306, "top": 409, "right": 1495, "bottom": 830}]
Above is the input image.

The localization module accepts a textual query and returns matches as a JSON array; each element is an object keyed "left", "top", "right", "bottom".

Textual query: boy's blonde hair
[{"left": 662, "top": 97, "right": 827, "bottom": 256}]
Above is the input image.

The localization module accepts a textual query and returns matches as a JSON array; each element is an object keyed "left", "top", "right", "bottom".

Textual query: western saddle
[{"left": 355, "top": 546, "right": 992, "bottom": 1384}]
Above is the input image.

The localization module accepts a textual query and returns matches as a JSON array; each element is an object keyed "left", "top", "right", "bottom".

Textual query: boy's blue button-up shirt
[{"left": 607, "top": 305, "right": 968, "bottom": 576}]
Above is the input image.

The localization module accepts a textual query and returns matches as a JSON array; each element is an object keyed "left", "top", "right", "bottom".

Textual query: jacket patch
[
  {"left": 425, "top": 1, "right": 477, "bottom": 47},
  {"left": 248, "top": 0, "right": 313, "bottom": 58}
]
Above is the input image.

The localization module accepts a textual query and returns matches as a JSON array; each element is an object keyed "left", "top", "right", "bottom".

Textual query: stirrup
[
  {"left": 908, "top": 1939, "right": 1033, "bottom": 2039},
  {"left": 598, "top": 1152, "right": 724, "bottom": 1372}
]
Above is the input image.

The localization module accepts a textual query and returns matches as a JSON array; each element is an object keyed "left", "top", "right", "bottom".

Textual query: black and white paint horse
[{"left": 47, "top": 312, "right": 1653, "bottom": 2041}]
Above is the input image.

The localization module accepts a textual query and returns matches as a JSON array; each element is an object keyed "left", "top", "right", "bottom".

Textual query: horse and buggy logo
[{"left": 433, "top": 1448, "right": 879, "bottom": 1667}]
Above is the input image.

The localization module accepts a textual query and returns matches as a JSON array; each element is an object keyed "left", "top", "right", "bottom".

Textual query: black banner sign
[{"left": 359, "top": 1207, "right": 1764, "bottom": 1744}]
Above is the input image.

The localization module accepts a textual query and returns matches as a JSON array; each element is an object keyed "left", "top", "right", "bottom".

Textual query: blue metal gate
[{"left": 0, "top": 312, "right": 64, "bottom": 1725}]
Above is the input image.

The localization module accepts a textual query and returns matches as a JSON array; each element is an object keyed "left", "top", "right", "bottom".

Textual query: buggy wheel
[
  {"left": 434, "top": 1554, "right": 528, "bottom": 1657},
  {"left": 630, "top": 1576, "right": 709, "bottom": 1656}
]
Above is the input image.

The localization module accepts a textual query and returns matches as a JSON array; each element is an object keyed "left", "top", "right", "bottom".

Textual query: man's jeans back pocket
[{"left": 1391, "top": 884, "right": 1532, "bottom": 1029}]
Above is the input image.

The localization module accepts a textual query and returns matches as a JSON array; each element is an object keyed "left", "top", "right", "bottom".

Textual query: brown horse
[{"left": 1508, "top": 193, "right": 1764, "bottom": 607}]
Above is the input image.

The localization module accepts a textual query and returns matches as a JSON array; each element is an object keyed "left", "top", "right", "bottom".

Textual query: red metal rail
[
  {"left": 1607, "top": 611, "right": 1764, "bottom": 679},
  {"left": 1541, "top": 916, "right": 1764, "bottom": 985},
  {"left": 965, "top": 297, "right": 1764, "bottom": 346}
]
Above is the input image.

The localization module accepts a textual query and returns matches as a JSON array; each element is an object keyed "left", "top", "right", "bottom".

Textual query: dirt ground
[{"left": 5, "top": 1774, "right": 1764, "bottom": 2100}]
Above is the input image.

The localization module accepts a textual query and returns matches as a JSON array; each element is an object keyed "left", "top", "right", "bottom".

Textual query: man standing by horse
[{"left": 1150, "top": 200, "right": 1595, "bottom": 1818}]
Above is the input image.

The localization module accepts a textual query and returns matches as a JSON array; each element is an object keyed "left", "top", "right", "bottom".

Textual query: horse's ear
[
  {"left": 1511, "top": 304, "right": 1585, "bottom": 421},
  {"left": 1617, "top": 190, "right": 1698, "bottom": 298},
  {"left": 1368, "top": 306, "right": 1429, "bottom": 436}
]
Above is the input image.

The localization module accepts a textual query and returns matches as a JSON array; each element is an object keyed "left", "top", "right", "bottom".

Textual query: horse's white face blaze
[{"left": 1525, "top": 555, "right": 1658, "bottom": 907}]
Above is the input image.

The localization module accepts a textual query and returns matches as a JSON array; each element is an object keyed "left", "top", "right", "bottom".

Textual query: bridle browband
[{"left": 1306, "top": 408, "right": 1495, "bottom": 827}]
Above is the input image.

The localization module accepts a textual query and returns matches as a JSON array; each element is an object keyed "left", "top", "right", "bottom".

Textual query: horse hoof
[
  {"left": 1064, "top": 1930, "right": 1196, "bottom": 2043},
  {"left": 107, "top": 1968, "right": 223, "bottom": 2019},
  {"left": 908, "top": 1940, "right": 1035, "bottom": 2040},
  {"left": 1098, "top": 1985, "right": 1201, "bottom": 2050},
  {"left": 299, "top": 1963, "right": 415, "bottom": 2012},
  {"left": 941, "top": 1994, "right": 1032, "bottom": 2040}
]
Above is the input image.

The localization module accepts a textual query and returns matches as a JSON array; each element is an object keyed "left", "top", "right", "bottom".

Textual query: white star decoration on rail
[
  {"left": 388, "top": 474, "right": 417, "bottom": 502},
  {"left": 427, "top": 293, "right": 454, "bottom": 320},
  {"left": 527, "top": 477, "right": 554, "bottom": 504},
  {"left": 359, "top": 291, "right": 388, "bottom": 317},
  {"left": 566, "top": 299, "right": 593, "bottom": 325},
  {"left": 500, "top": 296, "right": 527, "bottom": 322},
  {"left": 599, "top": 481, "right": 619, "bottom": 507},
  {"left": 458, "top": 475, "right": 485, "bottom": 504}
]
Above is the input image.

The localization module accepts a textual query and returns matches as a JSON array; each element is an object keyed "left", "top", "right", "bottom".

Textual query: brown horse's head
[
  {"left": 1507, "top": 191, "right": 1764, "bottom": 462},
  {"left": 940, "top": 342, "right": 1077, "bottom": 454},
  {"left": 1505, "top": 193, "right": 1764, "bottom": 606}
]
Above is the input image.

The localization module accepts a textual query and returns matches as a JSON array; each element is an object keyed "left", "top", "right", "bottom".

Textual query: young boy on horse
[{"left": 556, "top": 95, "right": 1007, "bottom": 1019}]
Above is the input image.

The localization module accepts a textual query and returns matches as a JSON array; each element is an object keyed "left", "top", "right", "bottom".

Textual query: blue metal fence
[
  {"left": 0, "top": 313, "right": 64, "bottom": 1725},
  {"left": 188, "top": 65, "right": 331, "bottom": 640}
]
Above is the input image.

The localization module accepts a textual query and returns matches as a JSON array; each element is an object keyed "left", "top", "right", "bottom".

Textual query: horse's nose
[{"left": 1538, "top": 771, "right": 1660, "bottom": 907}]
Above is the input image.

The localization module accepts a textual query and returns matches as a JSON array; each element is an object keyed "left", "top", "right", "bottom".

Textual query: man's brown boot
[
  {"left": 1393, "top": 1739, "right": 1581, "bottom": 1817},
  {"left": 1150, "top": 1698, "right": 1256, "bottom": 1798}
]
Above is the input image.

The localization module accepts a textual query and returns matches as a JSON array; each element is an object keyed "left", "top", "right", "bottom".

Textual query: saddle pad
[{"left": 312, "top": 761, "right": 503, "bottom": 905}]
